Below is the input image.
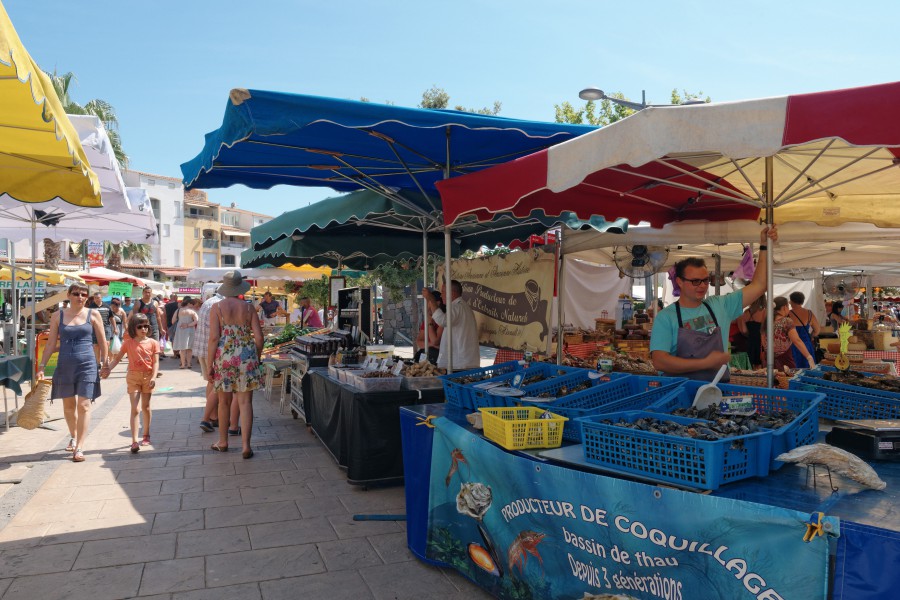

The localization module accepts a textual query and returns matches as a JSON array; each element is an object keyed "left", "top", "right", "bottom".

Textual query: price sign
[
  {"left": 108, "top": 281, "right": 134, "bottom": 297},
  {"left": 392, "top": 361, "right": 405, "bottom": 376},
  {"left": 719, "top": 395, "right": 757, "bottom": 416}
]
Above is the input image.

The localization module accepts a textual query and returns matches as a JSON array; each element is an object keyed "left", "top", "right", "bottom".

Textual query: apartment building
[
  {"left": 219, "top": 203, "right": 271, "bottom": 268},
  {"left": 122, "top": 170, "right": 186, "bottom": 268}
]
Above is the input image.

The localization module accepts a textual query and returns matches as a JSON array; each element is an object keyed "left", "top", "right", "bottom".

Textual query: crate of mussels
[
  {"left": 465, "top": 363, "right": 585, "bottom": 409},
  {"left": 439, "top": 361, "right": 525, "bottom": 410},
  {"left": 790, "top": 367, "right": 900, "bottom": 420},
  {"left": 528, "top": 374, "right": 687, "bottom": 442},
  {"left": 646, "top": 381, "right": 823, "bottom": 470},
  {"left": 577, "top": 410, "right": 772, "bottom": 491}
]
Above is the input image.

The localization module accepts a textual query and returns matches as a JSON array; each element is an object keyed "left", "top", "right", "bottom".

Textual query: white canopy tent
[
  {"left": 77, "top": 267, "right": 167, "bottom": 294},
  {"left": 0, "top": 115, "right": 158, "bottom": 244},
  {"left": 0, "top": 115, "right": 158, "bottom": 354},
  {"left": 561, "top": 219, "right": 900, "bottom": 339}
]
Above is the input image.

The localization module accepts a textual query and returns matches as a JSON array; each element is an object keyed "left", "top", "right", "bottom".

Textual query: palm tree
[
  {"left": 104, "top": 242, "right": 153, "bottom": 271},
  {"left": 42, "top": 239, "right": 62, "bottom": 270},
  {"left": 41, "top": 71, "right": 130, "bottom": 270},
  {"left": 45, "top": 70, "right": 128, "bottom": 168}
]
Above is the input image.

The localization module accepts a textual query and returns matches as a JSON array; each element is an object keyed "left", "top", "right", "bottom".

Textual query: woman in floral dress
[{"left": 206, "top": 271, "right": 264, "bottom": 458}]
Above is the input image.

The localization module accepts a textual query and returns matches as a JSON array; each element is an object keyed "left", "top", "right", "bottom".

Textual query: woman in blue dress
[{"left": 36, "top": 283, "right": 109, "bottom": 462}]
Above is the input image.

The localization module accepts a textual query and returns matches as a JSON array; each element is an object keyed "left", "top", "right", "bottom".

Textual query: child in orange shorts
[{"left": 102, "top": 313, "right": 159, "bottom": 453}]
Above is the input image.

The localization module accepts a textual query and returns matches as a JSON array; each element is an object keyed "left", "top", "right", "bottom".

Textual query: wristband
[{"left": 759, "top": 244, "right": 768, "bottom": 251}]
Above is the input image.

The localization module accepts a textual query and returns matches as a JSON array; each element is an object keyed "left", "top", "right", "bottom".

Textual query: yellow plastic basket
[{"left": 479, "top": 406, "right": 568, "bottom": 450}]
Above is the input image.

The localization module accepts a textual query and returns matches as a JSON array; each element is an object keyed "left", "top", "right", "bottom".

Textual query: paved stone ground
[{"left": 0, "top": 356, "right": 492, "bottom": 599}]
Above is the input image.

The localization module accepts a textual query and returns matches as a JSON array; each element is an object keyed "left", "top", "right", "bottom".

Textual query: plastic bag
[{"left": 110, "top": 336, "right": 122, "bottom": 354}]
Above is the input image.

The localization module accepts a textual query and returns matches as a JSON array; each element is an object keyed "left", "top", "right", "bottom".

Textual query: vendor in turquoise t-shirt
[{"left": 649, "top": 226, "right": 778, "bottom": 381}]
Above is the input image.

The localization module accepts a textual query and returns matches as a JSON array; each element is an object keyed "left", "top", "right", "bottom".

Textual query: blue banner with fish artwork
[{"left": 425, "top": 417, "right": 834, "bottom": 600}]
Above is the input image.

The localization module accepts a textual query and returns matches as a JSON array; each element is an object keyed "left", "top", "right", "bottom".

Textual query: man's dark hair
[
  {"left": 674, "top": 257, "right": 707, "bottom": 280},
  {"left": 789, "top": 291, "right": 805, "bottom": 304},
  {"left": 450, "top": 280, "right": 463, "bottom": 296}
]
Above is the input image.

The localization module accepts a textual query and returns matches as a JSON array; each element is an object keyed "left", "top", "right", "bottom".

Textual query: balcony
[
  {"left": 221, "top": 241, "right": 247, "bottom": 249},
  {"left": 202, "top": 239, "right": 219, "bottom": 249},
  {"left": 185, "top": 210, "right": 217, "bottom": 221}
]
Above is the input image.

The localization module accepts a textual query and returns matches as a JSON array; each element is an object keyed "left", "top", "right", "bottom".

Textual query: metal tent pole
[
  {"left": 556, "top": 230, "right": 565, "bottom": 365},
  {"left": 9, "top": 240, "right": 17, "bottom": 356},
  {"left": 765, "top": 157, "right": 775, "bottom": 388},
  {"left": 444, "top": 229, "right": 453, "bottom": 372},
  {"left": 443, "top": 126, "right": 454, "bottom": 372},
  {"left": 29, "top": 216, "right": 37, "bottom": 358},
  {"left": 422, "top": 230, "right": 428, "bottom": 353},
  {"left": 714, "top": 253, "right": 721, "bottom": 296}
]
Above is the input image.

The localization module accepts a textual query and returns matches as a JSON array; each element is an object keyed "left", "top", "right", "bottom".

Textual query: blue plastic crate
[
  {"left": 531, "top": 375, "right": 687, "bottom": 442},
  {"left": 648, "top": 381, "right": 823, "bottom": 470},
  {"left": 790, "top": 369, "right": 900, "bottom": 420},
  {"left": 577, "top": 411, "right": 772, "bottom": 491},
  {"left": 465, "top": 364, "right": 583, "bottom": 409},
  {"left": 439, "top": 362, "right": 523, "bottom": 410},
  {"left": 470, "top": 369, "right": 619, "bottom": 409}
]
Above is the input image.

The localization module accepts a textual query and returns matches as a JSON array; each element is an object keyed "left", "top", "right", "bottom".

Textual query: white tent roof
[
  {"left": 78, "top": 266, "right": 166, "bottom": 293},
  {"left": 0, "top": 115, "right": 158, "bottom": 243},
  {"left": 562, "top": 220, "right": 900, "bottom": 286}
]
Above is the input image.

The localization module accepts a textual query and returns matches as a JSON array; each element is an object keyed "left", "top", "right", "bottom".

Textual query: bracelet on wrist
[{"left": 759, "top": 244, "right": 768, "bottom": 251}]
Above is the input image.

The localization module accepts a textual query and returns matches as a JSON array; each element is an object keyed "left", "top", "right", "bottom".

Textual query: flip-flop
[
  {"left": 199, "top": 421, "right": 214, "bottom": 433},
  {"left": 210, "top": 442, "right": 229, "bottom": 452}
]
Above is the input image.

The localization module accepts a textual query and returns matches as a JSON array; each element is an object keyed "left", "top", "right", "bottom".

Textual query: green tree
[
  {"left": 43, "top": 70, "right": 130, "bottom": 271},
  {"left": 103, "top": 242, "right": 152, "bottom": 271},
  {"left": 419, "top": 85, "right": 501, "bottom": 115},
  {"left": 45, "top": 70, "right": 128, "bottom": 168}
]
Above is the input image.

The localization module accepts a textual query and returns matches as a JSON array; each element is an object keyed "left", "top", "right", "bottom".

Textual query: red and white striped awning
[{"left": 439, "top": 81, "right": 900, "bottom": 229}]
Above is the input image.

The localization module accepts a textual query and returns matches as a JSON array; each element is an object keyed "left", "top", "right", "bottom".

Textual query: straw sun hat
[{"left": 217, "top": 270, "right": 251, "bottom": 297}]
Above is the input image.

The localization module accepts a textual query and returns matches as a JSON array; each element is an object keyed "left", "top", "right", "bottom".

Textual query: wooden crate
[{"left": 595, "top": 318, "right": 616, "bottom": 332}]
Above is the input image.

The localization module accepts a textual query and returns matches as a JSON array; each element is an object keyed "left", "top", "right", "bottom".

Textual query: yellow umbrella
[
  {"left": 0, "top": 265, "right": 82, "bottom": 285},
  {"left": 0, "top": 1, "right": 100, "bottom": 206}
]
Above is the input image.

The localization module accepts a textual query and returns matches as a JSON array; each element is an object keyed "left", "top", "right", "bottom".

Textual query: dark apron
[{"left": 665, "top": 301, "right": 731, "bottom": 382}]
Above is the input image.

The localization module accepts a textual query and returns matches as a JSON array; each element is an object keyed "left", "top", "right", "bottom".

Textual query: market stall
[
  {"left": 306, "top": 368, "right": 444, "bottom": 485},
  {"left": 391, "top": 360, "right": 900, "bottom": 600}
]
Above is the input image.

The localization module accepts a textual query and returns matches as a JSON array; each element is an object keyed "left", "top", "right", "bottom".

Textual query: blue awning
[{"left": 180, "top": 88, "right": 596, "bottom": 213}]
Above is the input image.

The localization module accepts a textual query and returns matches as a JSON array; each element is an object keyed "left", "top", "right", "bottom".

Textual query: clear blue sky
[{"left": 7, "top": 0, "right": 898, "bottom": 218}]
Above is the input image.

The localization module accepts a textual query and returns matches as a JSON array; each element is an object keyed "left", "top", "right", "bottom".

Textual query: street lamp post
[{"left": 579, "top": 87, "right": 705, "bottom": 111}]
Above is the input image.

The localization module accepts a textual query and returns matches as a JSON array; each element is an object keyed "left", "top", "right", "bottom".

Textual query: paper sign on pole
[{"left": 87, "top": 242, "right": 105, "bottom": 267}]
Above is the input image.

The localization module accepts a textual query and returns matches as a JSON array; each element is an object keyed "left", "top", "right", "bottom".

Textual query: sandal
[
  {"left": 242, "top": 449, "right": 254, "bottom": 459},
  {"left": 199, "top": 421, "right": 214, "bottom": 433},
  {"left": 65, "top": 438, "right": 76, "bottom": 452},
  {"left": 210, "top": 442, "right": 229, "bottom": 452},
  {"left": 130, "top": 442, "right": 140, "bottom": 454},
  {"left": 72, "top": 449, "right": 85, "bottom": 462},
  {"left": 140, "top": 437, "right": 151, "bottom": 447}
]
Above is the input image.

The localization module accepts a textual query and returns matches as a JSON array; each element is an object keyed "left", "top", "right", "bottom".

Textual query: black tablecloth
[{"left": 307, "top": 368, "right": 444, "bottom": 484}]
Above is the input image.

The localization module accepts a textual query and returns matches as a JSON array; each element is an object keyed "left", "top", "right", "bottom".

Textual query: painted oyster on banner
[{"left": 456, "top": 482, "right": 493, "bottom": 520}]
